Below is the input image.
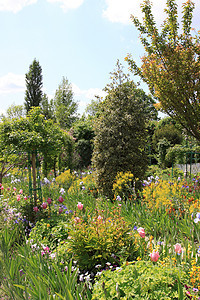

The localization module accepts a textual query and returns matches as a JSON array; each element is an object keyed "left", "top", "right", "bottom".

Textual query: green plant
[
  {"left": 55, "top": 169, "right": 75, "bottom": 190},
  {"left": 64, "top": 207, "right": 139, "bottom": 273},
  {"left": 92, "top": 260, "right": 188, "bottom": 299},
  {"left": 92, "top": 61, "right": 149, "bottom": 199},
  {"left": 112, "top": 171, "right": 135, "bottom": 201},
  {"left": 0, "top": 226, "right": 91, "bottom": 299}
]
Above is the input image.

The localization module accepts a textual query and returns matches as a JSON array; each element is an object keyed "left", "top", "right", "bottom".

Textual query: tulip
[
  {"left": 42, "top": 202, "right": 47, "bottom": 209},
  {"left": 24, "top": 196, "right": 27, "bottom": 200},
  {"left": 77, "top": 202, "right": 83, "bottom": 210},
  {"left": 47, "top": 198, "right": 52, "bottom": 205},
  {"left": 19, "top": 189, "right": 23, "bottom": 194},
  {"left": 33, "top": 206, "right": 39, "bottom": 212},
  {"left": 17, "top": 195, "right": 20, "bottom": 201},
  {"left": 59, "top": 207, "right": 63, "bottom": 214},
  {"left": 58, "top": 196, "right": 64, "bottom": 203},
  {"left": 137, "top": 227, "right": 145, "bottom": 238},
  {"left": 150, "top": 250, "right": 160, "bottom": 262},
  {"left": 174, "top": 243, "right": 182, "bottom": 254},
  {"left": 13, "top": 187, "right": 16, "bottom": 191}
]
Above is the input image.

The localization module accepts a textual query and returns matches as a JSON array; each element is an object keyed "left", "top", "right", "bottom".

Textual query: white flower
[{"left": 60, "top": 188, "right": 65, "bottom": 194}]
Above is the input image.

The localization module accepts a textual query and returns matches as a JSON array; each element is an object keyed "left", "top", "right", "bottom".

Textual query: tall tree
[
  {"left": 40, "top": 93, "right": 55, "bottom": 120},
  {"left": 92, "top": 62, "right": 150, "bottom": 199},
  {"left": 126, "top": 0, "right": 200, "bottom": 141},
  {"left": 24, "top": 59, "right": 43, "bottom": 113},
  {"left": 54, "top": 77, "right": 78, "bottom": 129}
]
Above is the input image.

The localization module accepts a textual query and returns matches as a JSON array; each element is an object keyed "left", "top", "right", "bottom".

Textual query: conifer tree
[{"left": 24, "top": 59, "right": 43, "bottom": 113}]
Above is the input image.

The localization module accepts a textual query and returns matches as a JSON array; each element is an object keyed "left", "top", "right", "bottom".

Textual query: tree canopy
[
  {"left": 126, "top": 0, "right": 200, "bottom": 141},
  {"left": 54, "top": 77, "right": 78, "bottom": 130},
  {"left": 24, "top": 59, "right": 43, "bottom": 113},
  {"left": 92, "top": 62, "right": 149, "bottom": 198}
]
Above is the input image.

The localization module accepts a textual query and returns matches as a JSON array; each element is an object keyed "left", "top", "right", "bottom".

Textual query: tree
[
  {"left": 54, "top": 77, "right": 78, "bottom": 129},
  {"left": 92, "top": 62, "right": 149, "bottom": 199},
  {"left": 126, "top": 0, "right": 200, "bottom": 141},
  {"left": 6, "top": 104, "right": 25, "bottom": 120},
  {"left": 2, "top": 107, "right": 73, "bottom": 204},
  {"left": 72, "top": 116, "right": 95, "bottom": 168},
  {"left": 0, "top": 125, "right": 26, "bottom": 189},
  {"left": 24, "top": 59, "right": 43, "bottom": 113},
  {"left": 40, "top": 93, "right": 55, "bottom": 120}
]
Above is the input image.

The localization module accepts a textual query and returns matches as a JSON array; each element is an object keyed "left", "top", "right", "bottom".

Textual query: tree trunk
[{"left": 32, "top": 152, "right": 37, "bottom": 206}]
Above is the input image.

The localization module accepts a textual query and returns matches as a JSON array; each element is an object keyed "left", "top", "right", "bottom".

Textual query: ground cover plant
[{"left": 0, "top": 167, "right": 200, "bottom": 299}]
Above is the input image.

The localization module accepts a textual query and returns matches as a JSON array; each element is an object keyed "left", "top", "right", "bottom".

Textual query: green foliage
[
  {"left": 64, "top": 207, "right": 139, "bottom": 273},
  {"left": 152, "top": 122, "right": 183, "bottom": 149},
  {"left": 24, "top": 58, "right": 43, "bottom": 113},
  {"left": 40, "top": 93, "right": 55, "bottom": 120},
  {"left": 92, "top": 261, "right": 187, "bottom": 299},
  {"left": 92, "top": 62, "right": 148, "bottom": 198},
  {"left": 5, "top": 104, "right": 25, "bottom": 120},
  {"left": 126, "top": 0, "right": 200, "bottom": 141},
  {"left": 72, "top": 118, "right": 95, "bottom": 168},
  {"left": 0, "top": 227, "right": 91, "bottom": 299},
  {"left": 28, "top": 217, "right": 71, "bottom": 251},
  {"left": 54, "top": 77, "right": 78, "bottom": 130}
]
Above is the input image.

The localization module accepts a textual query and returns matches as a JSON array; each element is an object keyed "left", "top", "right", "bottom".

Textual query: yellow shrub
[
  {"left": 55, "top": 169, "right": 75, "bottom": 189},
  {"left": 112, "top": 171, "right": 134, "bottom": 200}
]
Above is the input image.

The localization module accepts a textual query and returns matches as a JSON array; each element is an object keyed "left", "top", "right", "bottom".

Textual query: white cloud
[
  {"left": 103, "top": 0, "right": 200, "bottom": 26},
  {"left": 72, "top": 83, "right": 106, "bottom": 100},
  {"left": 71, "top": 83, "right": 107, "bottom": 113},
  {"left": 0, "top": 73, "right": 25, "bottom": 94},
  {"left": 46, "top": 0, "right": 84, "bottom": 12},
  {"left": 0, "top": 0, "right": 37, "bottom": 13}
]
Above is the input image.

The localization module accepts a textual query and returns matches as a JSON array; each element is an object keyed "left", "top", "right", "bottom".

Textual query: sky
[{"left": 0, "top": 0, "right": 200, "bottom": 116}]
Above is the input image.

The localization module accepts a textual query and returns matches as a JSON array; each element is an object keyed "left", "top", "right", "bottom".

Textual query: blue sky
[{"left": 0, "top": 0, "right": 200, "bottom": 116}]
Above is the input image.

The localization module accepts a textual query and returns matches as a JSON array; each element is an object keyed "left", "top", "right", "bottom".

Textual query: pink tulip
[
  {"left": 13, "top": 187, "right": 16, "bottom": 191},
  {"left": 19, "top": 189, "right": 23, "bottom": 194},
  {"left": 77, "top": 202, "right": 83, "bottom": 210},
  {"left": 58, "top": 196, "right": 64, "bottom": 203},
  {"left": 150, "top": 250, "right": 160, "bottom": 262},
  {"left": 24, "top": 196, "right": 27, "bottom": 200},
  {"left": 47, "top": 198, "right": 52, "bottom": 205},
  {"left": 59, "top": 207, "right": 63, "bottom": 214},
  {"left": 98, "top": 215, "right": 102, "bottom": 221},
  {"left": 33, "top": 206, "right": 39, "bottom": 212},
  {"left": 174, "top": 243, "right": 182, "bottom": 254},
  {"left": 137, "top": 227, "right": 145, "bottom": 238},
  {"left": 17, "top": 195, "right": 20, "bottom": 201},
  {"left": 1, "top": 186, "right": 4, "bottom": 190},
  {"left": 42, "top": 202, "right": 47, "bottom": 209}
]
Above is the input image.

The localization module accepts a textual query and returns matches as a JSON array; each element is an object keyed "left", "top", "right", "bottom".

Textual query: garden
[
  {"left": 0, "top": 166, "right": 200, "bottom": 299},
  {"left": 1, "top": 0, "right": 200, "bottom": 298}
]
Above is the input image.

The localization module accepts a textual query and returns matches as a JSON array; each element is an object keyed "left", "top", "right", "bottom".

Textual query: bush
[
  {"left": 92, "top": 260, "right": 187, "bottom": 299},
  {"left": 112, "top": 171, "right": 134, "bottom": 200},
  {"left": 63, "top": 207, "right": 139, "bottom": 273},
  {"left": 55, "top": 169, "right": 75, "bottom": 190}
]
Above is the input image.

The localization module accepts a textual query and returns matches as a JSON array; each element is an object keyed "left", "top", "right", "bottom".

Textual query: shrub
[
  {"left": 55, "top": 169, "right": 75, "bottom": 190},
  {"left": 112, "top": 171, "right": 135, "bottom": 200},
  {"left": 92, "top": 260, "right": 187, "bottom": 299},
  {"left": 63, "top": 207, "right": 139, "bottom": 273}
]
